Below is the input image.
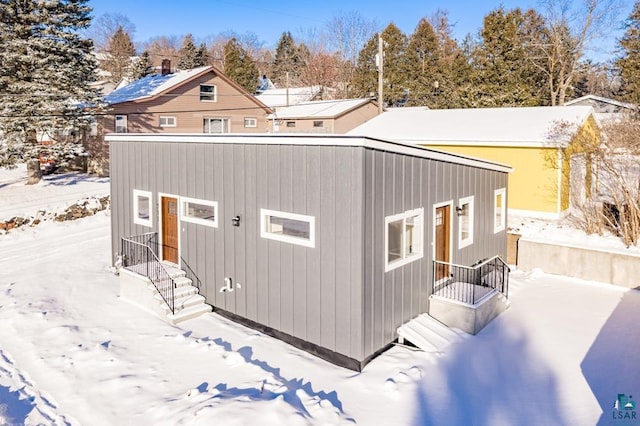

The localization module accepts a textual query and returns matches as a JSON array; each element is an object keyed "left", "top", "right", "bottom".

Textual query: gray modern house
[{"left": 108, "top": 134, "right": 512, "bottom": 370}]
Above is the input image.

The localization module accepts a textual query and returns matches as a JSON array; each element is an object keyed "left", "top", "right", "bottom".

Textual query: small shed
[{"left": 108, "top": 134, "right": 511, "bottom": 370}]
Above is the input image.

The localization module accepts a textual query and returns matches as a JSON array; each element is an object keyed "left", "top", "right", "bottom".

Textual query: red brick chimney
[{"left": 161, "top": 59, "right": 171, "bottom": 75}]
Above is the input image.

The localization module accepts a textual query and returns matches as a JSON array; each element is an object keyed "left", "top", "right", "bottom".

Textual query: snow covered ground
[
  {"left": 1, "top": 167, "right": 639, "bottom": 425},
  {"left": 0, "top": 164, "right": 109, "bottom": 221}
]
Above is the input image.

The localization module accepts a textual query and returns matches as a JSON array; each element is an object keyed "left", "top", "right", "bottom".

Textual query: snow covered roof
[
  {"left": 348, "top": 106, "right": 597, "bottom": 147},
  {"left": 564, "top": 94, "right": 636, "bottom": 111},
  {"left": 103, "top": 66, "right": 212, "bottom": 105},
  {"left": 104, "top": 133, "right": 513, "bottom": 173},
  {"left": 266, "top": 98, "right": 373, "bottom": 119},
  {"left": 255, "top": 86, "right": 322, "bottom": 108}
]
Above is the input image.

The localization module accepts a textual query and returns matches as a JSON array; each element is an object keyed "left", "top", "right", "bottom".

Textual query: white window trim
[
  {"left": 199, "top": 84, "right": 217, "bottom": 102},
  {"left": 180, "top": 197, "right": 218, "bottom": 228},
  {"left": 384, "top": 207, "right": 424, "bottom": 272},
  {"left": 203, "top": 117, "right": 230, "bottom": 134},
  {"left": 159, "top": 115, "right": 177, "bottom": 127},
  {"left": 458, "top": 196, "right": 474, "bottom": 249},
  {"left": 115, "top": 115, "right": 127, "bottom": 133},
  {"left": 133, "top": 189, "right": 152, "bottom": 227},
  {"left": 244, "top": 117, "right": 257, "bottom": 128},
  {"left": 260, "top": 208, "right": 315, "bottom": 248},
  {"left": 494, "top": 188, "right": 507, "bottom": 233}
]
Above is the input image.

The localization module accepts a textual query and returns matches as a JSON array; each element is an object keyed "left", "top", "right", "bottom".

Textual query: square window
[
  {"left": 200, "top": 84, "right": 216, "bottom": 102},
  {"left": 244, "top": 117, "right": 257, "bottom": 128},
  {"left": 385, "top": 208, "right": 424, "bottom": 272},
  {"left": 115, "top": 115, "right": 127, "bottom": 133},
  {"left": 494, "top": 188, "right": 506, "bottom": 233},
  {"left": 313, "top": 121, "right": 324, "bottom": 128},
  {"left": 181, "top": 197, "right": 218, "bottom": 227},
  {"left": 286, "top": 121, "right": 296, "bottom": 128},
  {"left": 159, "top": 116, "right": 176, "bottom": 127},
  {"left": 458, "top": 196, "right": 474, "bottom": 248},
  {"left": 133, "top": 189, "right": 152, "bottom": 227},
  {"left": 260, "top": 209, "right": 315, "bottom": 248}
]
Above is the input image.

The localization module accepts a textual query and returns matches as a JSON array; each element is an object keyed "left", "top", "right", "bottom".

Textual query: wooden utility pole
[{"left": 377, "top": 34, "right": 384, "bottom": 114}]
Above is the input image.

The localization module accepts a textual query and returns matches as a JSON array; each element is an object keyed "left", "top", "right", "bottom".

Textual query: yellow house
[{"left": 350, "top": 106, "right": 600, "bottom": 219}]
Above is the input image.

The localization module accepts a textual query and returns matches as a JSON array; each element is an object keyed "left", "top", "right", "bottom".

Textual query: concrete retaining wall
[{"left": 517, "top": 238, "right": 640, "bottom": 289}]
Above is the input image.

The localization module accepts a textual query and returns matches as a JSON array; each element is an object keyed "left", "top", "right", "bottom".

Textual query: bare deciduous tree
[
  {"left": 534, "top": 0, "right": 623, "bottom": 105},
  {"left": 566, "top": 115, "right": 640, "bottom": 247},
  {"left": 86, "top": 12, "right": 136, "bottom": 52}
]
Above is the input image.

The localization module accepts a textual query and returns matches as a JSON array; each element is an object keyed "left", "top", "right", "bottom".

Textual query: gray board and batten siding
[{"left": 108, "top": 133, "right": 511, "bottom": 370}]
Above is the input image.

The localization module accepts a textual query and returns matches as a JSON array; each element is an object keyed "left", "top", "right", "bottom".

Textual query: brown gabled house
[
  {"left": 266, "top": 98, "right": 379, "bottom": 134},
  {"left": 88, "top": 63, "right": 272, "bottom": 175}
]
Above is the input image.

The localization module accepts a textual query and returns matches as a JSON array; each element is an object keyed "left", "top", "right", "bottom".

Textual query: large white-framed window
[
  {"left": 260, "top": 208, "right": 315, "bottom": 248},
  {"left": 200, "top": 84, "right": 217, "bottom": 102},
  {"left": 181, "top": 197, "right": 218, "bottom": 228},
  {"left": 133, "top": 189, "right": 152, "bottom": 227},
  {"left": 203, "top": 117, "right": 230, "bottom": 133},
  {"left": 458, "top": 196, "right": 474, "bottom": 248},
  {"left": 244, "top": 117, "right": 257, "bottom": 128},
  {"left": 385, "top": 207, "right": 424, "bottom": 272},
  {"left": 494, "top": 188, "right": 506, "bottom": 233},
  {"left": 159, "top": 115, "right": 177, "bottom": 127},
  {"left": 115, "top": 115, "right": 127, "bottom": 133}
]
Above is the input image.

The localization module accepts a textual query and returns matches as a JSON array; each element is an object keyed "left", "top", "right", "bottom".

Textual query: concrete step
[
  {"left": 161, "top": 263, "right": 187, "bottom": 279},
  {"left": 397, "top": 313, "right": 462, "bottom": 353},
  {"left": 174, "top": 293, "right": 206, "bottom": 311},
  {"left": 168, "top": 303, "right": 212, "bottom": 324}
]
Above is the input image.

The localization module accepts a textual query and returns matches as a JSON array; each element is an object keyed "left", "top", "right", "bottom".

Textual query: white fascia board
[
  {"left": 393, "top": 138, "right": 565, "bottom": 148},
  {"left": 105, "top": 133, "right": 514, "bottom": 173}
]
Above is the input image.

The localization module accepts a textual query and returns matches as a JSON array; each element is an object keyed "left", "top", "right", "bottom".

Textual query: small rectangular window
[
  {"left": 260, "top": 208, "right": 315, "bottom": 248},
  {"left": 494, "top": 188, "right": 506, "bottom": 233},
  {"left": 115, "top": 115, "right": 127, "bottom": 133},
  {"left": 159, "top": 116, "right": 176, "bottom": 127},
  {"left": 385, "top": 208, "right": 424, "bottom": 272},
  {"left": 286, "top": 121, "right": 296, "bottom": 128},
  {"left": 133, "top": 189, "right": 152, "bottom": 227},
  {"left": 200, "top": 84, "right": 216, "bottom": 102},
  {"left": 313, "top": 120, "right": 324, "bottom": 128},
  {"left": 181, "top": 197, "right": 218, "bottom": 228},
  {"left": 458, "top": 196, "right": 474, "bottom": 248},
  {"left": 244, "top": 117, "right": 257, "bottom": 128}
]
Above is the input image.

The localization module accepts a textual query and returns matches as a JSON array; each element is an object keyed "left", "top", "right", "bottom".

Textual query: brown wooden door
[
  {"left": 161, "top": 196, "right": 179, "bottom": 264},
  {"left": 435, "top": 205, "right": 450, "bottom": 280}
]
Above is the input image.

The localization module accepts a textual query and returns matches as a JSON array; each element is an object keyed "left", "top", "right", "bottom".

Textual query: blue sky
[{"left": 88, "top": 0, "right": 635, "bottom": 61}]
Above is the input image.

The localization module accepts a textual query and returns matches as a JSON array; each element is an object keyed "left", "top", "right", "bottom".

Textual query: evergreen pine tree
[
  {"left": 105, "top": 25, "right": 135, "bottom": 84},
  {"left": 352, "top": 23, "right": 409, "bottom": 107},
  {"left": 471, "top": 7, "right": 548, "bottom": 107},
  {"left": 271, "top": 32, "right": 304, "bottom": 86},
  {"left": 177, "top": 34, "right": 199, "bottom": 69},
  {"left": 0, "top": 0, "right": 104, "bottom": 181},
  {"left": 404, "top": 18, "right": 440, "bottom": 106},
  {"left": 195, "top": 43, "right": 210, "bottom": 67},
  {"left": 129, "top": 51, "right": 154, "bottom": 81},
  {"left": 224, "top": 38, "right": 259, "bottom": 93},
  {"left": 617, "top": 1, "right": 640, "bottom": 106}
]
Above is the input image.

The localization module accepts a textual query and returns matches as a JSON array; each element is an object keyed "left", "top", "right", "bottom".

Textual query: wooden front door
[
  {"left": 161, "top": 196, "right": 179, "bottom": 264},
  {"left": 434, "top": 205, "right": 450, "bottom": 280}
]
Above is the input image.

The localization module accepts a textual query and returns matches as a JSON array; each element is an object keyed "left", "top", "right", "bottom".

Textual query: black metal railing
[
  {"left": 121, "top": 234, "right": 176, "bottom": 314},
  {"left": 147, "top": 233, "right": 201, "bottom": 292},
  {"left": 433, "top": 256, "right": 509, "bottom": 305}
]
